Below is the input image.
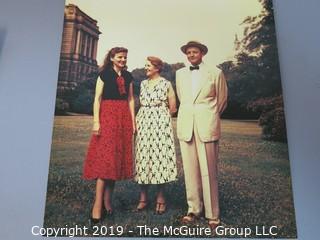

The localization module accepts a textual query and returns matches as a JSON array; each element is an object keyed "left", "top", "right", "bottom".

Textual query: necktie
[{"left": 189, "top": 65, "right": 199, "bottom": 71}]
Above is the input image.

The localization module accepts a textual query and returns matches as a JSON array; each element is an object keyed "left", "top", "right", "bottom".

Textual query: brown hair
[
  {"left": 99, "top": 47, "right": 128, "bottom": 74},
  {"left": 147, "top": 56, "right": 164, "bottom": 73}
]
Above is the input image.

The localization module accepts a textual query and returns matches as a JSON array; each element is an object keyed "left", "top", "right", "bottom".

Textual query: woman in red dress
[{"left": 82, "top": 47, "right": 135, "bottom": 224}]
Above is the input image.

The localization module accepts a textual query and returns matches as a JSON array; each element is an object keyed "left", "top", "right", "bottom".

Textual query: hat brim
[{"left": 181, "top": 43, "right": 208, "bottom": 55}]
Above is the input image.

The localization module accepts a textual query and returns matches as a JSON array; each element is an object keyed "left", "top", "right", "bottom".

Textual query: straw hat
[{"left": 180, "top": 41, "right": 208, "bottom": 55}]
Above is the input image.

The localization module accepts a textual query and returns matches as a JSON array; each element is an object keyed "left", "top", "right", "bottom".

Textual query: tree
[
  {"left": 241, "top": 0, "right": 282, "bottom": 97},
  {"left": 55, "top": 71, "right": 97, "bottom": 115},
  {"left": 248, "top": 95, "right": 287, "bottom": 142},
  {"left": 221, "top": 0, "right": 287, "bottom": 141},
  {"left": 222, "top": 0, "right": 282, "bottom": 114}
]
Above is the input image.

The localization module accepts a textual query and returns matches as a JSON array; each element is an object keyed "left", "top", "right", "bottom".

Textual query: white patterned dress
[{"left": 135, "top": 78, "right": 177, "bottom": 184}]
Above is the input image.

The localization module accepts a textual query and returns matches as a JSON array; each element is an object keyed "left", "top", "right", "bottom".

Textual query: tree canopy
[{"left": 222, "top": 0, "right": 283, "bottom": 120}]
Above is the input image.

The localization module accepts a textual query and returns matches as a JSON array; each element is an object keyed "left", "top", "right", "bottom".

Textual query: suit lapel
[
  {"left": 182, "top": 69, "right": 193, "bottom": 103},
  {"left": 192, "top": 64, "right": 209, "bottom": 102}
]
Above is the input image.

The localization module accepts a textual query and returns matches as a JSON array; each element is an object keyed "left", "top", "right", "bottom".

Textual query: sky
[{"left": 65, "top": 0, "right": 263, "bottom": 70}]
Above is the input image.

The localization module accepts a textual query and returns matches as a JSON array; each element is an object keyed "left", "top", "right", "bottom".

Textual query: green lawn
[{"left": 43, "top": 116, "right": 296, "bottom": 238}]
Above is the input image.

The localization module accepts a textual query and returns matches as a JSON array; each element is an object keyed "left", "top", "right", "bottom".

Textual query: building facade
[{"left": 57, "top": 4, "right": 101, "bottom": 94}]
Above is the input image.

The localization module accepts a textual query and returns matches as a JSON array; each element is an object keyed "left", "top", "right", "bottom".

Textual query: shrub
[
  {"left": 55, "top": 98, "right": 70, "bottom": 115},
  {"left": 248, "top": 95, "right": 287, "bottom": 142},
  {"left": 69, "top": 91, "right": 94, "bottom": 115}
]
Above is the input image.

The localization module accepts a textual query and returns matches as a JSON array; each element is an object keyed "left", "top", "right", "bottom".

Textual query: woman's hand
[
  {"left": 132, "top": 121, "right": 136, "bottom": 135},
  {"left": 92, "top": 122, "right": 100, "bottom": 135}
]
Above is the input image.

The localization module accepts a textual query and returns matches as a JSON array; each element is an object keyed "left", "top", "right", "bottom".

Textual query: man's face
[{"left": 186, "top": 47, "right": 203, "bottom": 66}]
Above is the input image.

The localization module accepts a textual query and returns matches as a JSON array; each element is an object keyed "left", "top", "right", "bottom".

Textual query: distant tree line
[{"left": 55, "top": 62, "right": 184, "bottom": 116}]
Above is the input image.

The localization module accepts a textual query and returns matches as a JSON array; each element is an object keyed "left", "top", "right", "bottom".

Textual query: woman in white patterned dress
[{"left": 135, "top": 56, "right": 177, "bottom": 214}]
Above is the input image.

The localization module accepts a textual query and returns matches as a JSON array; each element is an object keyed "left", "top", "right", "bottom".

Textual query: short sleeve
[{"left": 99, "top": 70, "right": 107, "bottom": 83}]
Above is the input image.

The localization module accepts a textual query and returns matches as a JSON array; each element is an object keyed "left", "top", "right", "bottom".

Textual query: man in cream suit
[{"left": 176, "top": 41, "right": 228, "bottom": 229}]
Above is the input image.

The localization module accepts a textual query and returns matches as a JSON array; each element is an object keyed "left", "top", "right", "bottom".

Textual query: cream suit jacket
[{"left": 176, "top": 63, "right": 228, "bottom": 142}]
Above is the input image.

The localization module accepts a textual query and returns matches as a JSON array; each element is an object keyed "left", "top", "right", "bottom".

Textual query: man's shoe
[
  {"left": 208, "top": 218, "right": 220, "bottom": 230},
  {"left": 181, "top": 213, "right": 198, "bottom": 224}
]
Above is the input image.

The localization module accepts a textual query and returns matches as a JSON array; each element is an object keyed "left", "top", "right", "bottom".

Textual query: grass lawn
[{"left": 43, "top": 116, "right": 296, "bottom": 238}]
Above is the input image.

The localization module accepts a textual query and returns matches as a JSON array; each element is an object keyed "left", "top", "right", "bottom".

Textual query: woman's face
[
  {"left": 145, "top": 60, "right": 159, "bottom": 77},
  {"left": 111, "top": 52, "right": 127, "bottom": 69}
]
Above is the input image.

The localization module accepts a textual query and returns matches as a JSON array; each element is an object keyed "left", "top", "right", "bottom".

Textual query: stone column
[
  {"left": 91, "top": 38, "right": 95, "bottom": 59},
  {"left": 82, "top": 33, "right": 87, "bottom": 57},
  {"left": 92, "top": 38, "right": 97, "bottom": 60},
  {"left": 75, "top": 29, "right": 81, "bottom": 54},
  {"left": 88, "top": 36, "right": 92, "bottom": 60},
  {"left": 79, "top": 30, "right": 83, "bottom": 56}
]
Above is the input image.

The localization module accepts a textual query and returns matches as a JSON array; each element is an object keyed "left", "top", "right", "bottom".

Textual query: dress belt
[{"left": 140, "top": 103, "right": 166, "bottom": 108}]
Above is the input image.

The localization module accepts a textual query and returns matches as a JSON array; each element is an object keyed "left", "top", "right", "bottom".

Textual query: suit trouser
[{"left": 179, "top": 124, "right": 219, "bottom": 220}]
